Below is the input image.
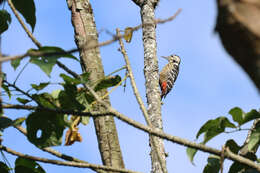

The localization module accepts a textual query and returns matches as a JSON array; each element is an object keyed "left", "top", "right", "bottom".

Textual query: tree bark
[
  {"left": 215, "top": 0, "right": 260, "bottom": 92},
  {"left": 67, "top": 0, "right": 125, "bottom": 171},
  {"left": 140, "top": 1, "right": 167, "bottom": 173}
]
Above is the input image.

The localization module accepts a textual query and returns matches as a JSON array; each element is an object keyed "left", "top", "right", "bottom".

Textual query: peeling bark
[{"left": 67, "top": 0, "right": 125, "bottom": 171}]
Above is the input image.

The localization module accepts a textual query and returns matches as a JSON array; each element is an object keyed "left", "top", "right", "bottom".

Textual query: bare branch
[
  {"left": 14, "top": 125, "right": 105, "bottom": 172},
  {"left": 116, "top": 29, "right": 149, "bottom": 126},
  {"left": 116, "top": 28, "right": 166, "bottom": 173},
  {"left": 0, "top": 10, "right": 181, "bottom": 63},
  {"left": 82, "top": 83, "right": 260, "bottom": 172},
  {"left": 7, "top": 0, "right": 41, "bottom": 48},
  {"left": 3, "top": 101, "right": 260, "bottom": 171},
  {"left": 2, "top": 104, "right": 110, "bottom": 117},
  {"left": 0, "top": 145, "right": 141, "bottom": 173}
]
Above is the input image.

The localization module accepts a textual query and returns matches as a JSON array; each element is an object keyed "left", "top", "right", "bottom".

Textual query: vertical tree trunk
[
  {"left": 140, "top": 1, "right": 167, "bottom": 173},
  {"left": 67, "top": 0, "right": 125, "bottom": 171}
]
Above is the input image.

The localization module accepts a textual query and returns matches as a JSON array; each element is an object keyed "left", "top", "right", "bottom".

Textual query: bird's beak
[{"left": 161, "top": 56, "right": 169, "bottom": 60}]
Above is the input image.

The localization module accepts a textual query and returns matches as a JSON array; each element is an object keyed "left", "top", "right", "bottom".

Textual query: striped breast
[{"left": 159, "top": 62, "right": 179, "bottom": 99}]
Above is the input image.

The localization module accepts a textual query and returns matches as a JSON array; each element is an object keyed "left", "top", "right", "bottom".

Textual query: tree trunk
[
  {"left": 215, "top": 0, "right": 260, "bottom": 92},
  {"left": 67, "top": 0, "right": 125, "bottom": 171},
  {"left": 140, "top": 1, "right": 167, "bottom": 173}
]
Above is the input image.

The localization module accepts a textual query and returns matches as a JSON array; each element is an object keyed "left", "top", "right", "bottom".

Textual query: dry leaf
[
  {"left": 65, "top": 127, "right": 82, "bottom": 146},
  {"left": 124, "top": 27, "right": 134, "bottom": 43}
]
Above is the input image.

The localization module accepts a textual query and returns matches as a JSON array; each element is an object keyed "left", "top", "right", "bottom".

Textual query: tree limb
[
  {"left": 0, "top": 10, "right": 181, "bottom": 63},
  {"left": 139, "top": 0, "right": 166, "bottom": 172},
  {"left": 116, "top": 28, "right": 166, "bottom": 173},
  {"left": 0, "top": 145, "right": 141, "bottom": 173},
  {"left": 67, "top": 0, "right": 125, "bottom": 170},
  {"left": 3, "top": 101, "right": 260, "bottom": 171}
]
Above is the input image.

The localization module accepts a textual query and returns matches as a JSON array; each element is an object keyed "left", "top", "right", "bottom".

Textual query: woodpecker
[{"left": 159, "top": 54, "right": 181, "bottom": 99}]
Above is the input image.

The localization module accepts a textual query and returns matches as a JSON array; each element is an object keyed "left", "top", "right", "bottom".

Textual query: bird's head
[{"left": 161, "top": 54, "right": 181, "bottom": 64}]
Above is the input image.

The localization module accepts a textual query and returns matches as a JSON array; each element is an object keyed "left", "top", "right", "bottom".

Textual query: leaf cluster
[{"left": 186, "top": 107, "right": 260, "bottom": 173}]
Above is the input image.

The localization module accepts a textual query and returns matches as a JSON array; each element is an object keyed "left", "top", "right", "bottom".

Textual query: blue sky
[{"left": 1, "top": 0, "right": 260, "bottom": 173}]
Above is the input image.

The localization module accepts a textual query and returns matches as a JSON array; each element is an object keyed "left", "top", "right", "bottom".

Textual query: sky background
[{"left": 1, "top": 0, "right": 260, "bottom": 173}]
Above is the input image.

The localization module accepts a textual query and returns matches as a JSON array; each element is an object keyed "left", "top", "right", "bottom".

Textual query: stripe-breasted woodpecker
[{"left": 159, "top": 54, "right": 181, "bottom": 99}]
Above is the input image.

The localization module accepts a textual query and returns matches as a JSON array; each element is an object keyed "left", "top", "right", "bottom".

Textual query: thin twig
[
  {"left": 0, "top": 145, "right": 141, "bottom": 173},
  {"left": 56, "top": 61, "right": 79, "bottom": 78},
  {"left": 13, "top": 125, "right": 101, "bottom": 172},
  {"left": 14, "top": 61, "right": 30, "bottom": 84},
  {"left": 6, "top": 0, "right": 81, "bottom": 81},
  {"left": 0, "top": 9, "right": 182, "bottom": 63},
  {"left": 3, "top": 102, "right": 260, "bottom": 171},
  {"left": 116, "top": 28, "right": 166, "bottom": 173},
  {"left": 7, "top": 0, "right": 41, "bottom": 48},
  {"left": 116, "top": 29, "right": 149, "bottom": 127},
  {"left": 90, "top": 73, "right": 129, "bottom": 106},
  {"left": 82, "top": 83, "right": 260, "bottom": 172},
  {"left": 3, "top": 80, "right": 34, "bottom": 102},
  {"left": 2, "top": 104, "right": 110, "bottom": 117},
  {"left": 224, "top": 128, "right": 251, "bottom": 134}
]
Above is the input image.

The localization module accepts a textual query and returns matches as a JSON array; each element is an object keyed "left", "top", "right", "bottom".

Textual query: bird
[{"left": 159, "top": 54, "right": 181, "bottom": 99}]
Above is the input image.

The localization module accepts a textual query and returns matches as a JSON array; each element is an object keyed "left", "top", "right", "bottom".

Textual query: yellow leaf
[{"left": 124, "top": 27, "right": 133, "bottom": 43}]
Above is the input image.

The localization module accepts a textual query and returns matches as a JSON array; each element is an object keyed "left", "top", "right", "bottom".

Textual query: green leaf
[
  {"left": 12, "top": 0, "right": 36, "bottom": 32},
  {"left": 32, "top": 93, "right": 56, "bottom": 108},
  {"left": 0, "top": 10, "right": 11, "bottom": 35},
  {"left": 30, "top": 57, "right": 56, "bottom": 77},
  {"left": 60, "top": 73, "right": 80, "bottom": 85},
  {"left": 2, "top": 83, "right": 11, "bottom": 99},
  {"left": 0, "top": 116, "right": 26, "bottom": 130},
  {"left": 0, "top": 117, "right": 13, "bottom": 130},
  {"left": 26, "top": 111, "right": 66, "bottom": 148},
  {"left": 225, "top": 139, "right": 240, "bottom": 154},
  {"left": 76, "top": 91, "right": 91, "bottom": 125},
  {"left": 37, "top": 46, "right": 78, "bottom": 60},
  {"left": 80, "top": 72, "right": 90, "bottom": 83},
  {"left": 31, "top": 82, "right": 49, "bottom": 91},
  {"left": 29, "top": 46, "right": 77, "bottom": 76},
  {"left": 248, "top": 122, "right": 260, "bottom": 152},
  {"left": 203, "top": 155, "right": 220, "bottom": 173},
  {"left": 196, "top": 117, "right": 236, "bottom": 143},
  {"left": 58, "top": 84, "right": 84, "bottom": 111},
  {"left": 81, "top": 116, "right": 90, "bottom": 125},
  {"left": 11, "top": 58, "right": 21, "bottom": 71},
  {"left": 203, "top": 127, "right": 224, "bottom": 144},
  {"left": 16, "top": 97, "right": 30, "bottom": 104},
  {"left": 248, "top": 132, "right": 260, "bottom": 152},
  {"left": 30, "top": 56, "right": 57, "bottom": 77},
  {"left": 94, "top": 75, "right": 121, "bottom": 91},
  {"left": 229, "top": 153, "right": 257, "bottom": 173},
  {"left": 229, "top": 107, "right": 260, "bottom": 126},
  {"left": 243, "top": 110, "right": 260, "bottom": 125},
  {"left": 51, "top": 89, "right": 61, "bottom": 99},
  {"left": 228, "top": 162, "right": 246, "bottom": 173},
  {"left": 12, "top": 117, "right": 26, "bottom": 126},
  {"left": 15, "top": 157, "right": 45, "bottom": 173},
  {"left": 229, "top": 107, "right": 244, "bottom": 126},
  {"left": 186, "top": 147, "right": 198, "bottom": 164},
  {"left": 0, "top": 161, "right": 10, "bottom": 173}
]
